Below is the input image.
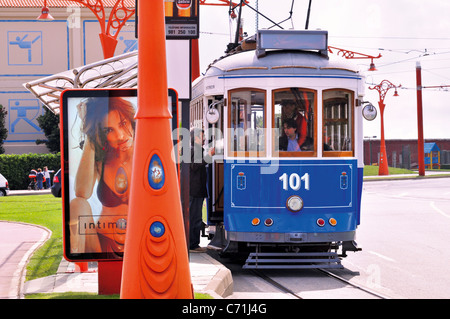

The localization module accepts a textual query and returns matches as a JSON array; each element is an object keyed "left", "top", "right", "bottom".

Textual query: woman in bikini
[{"left": 70, "top": 97, "right": 136, "bottom": 258}]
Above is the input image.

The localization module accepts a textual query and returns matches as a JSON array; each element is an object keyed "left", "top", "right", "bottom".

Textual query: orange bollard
[{"left": 120, "top": 0, "right": 193, "bottom": 299}]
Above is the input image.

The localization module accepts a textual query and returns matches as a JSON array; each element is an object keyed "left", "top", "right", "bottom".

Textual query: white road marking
[
  {"left": 430, "top": 201, "right": 450, "bottom": 219},
  {"left": 368, "top": 251, "right": 396, "bottom": 263}
]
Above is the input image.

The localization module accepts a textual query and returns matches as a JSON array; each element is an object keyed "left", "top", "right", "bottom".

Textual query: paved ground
[
  {"left": 0, "top": 221, "right": 50, "bottom": 299},
  {"left": 2, "top": 171, "right": 449, "bottom": 299},
  {"left": 0, "top": 219, "right": 232, "bottom": 299},
  {"left": 0, "top": 190, "right": 232, "bottom": 299}
]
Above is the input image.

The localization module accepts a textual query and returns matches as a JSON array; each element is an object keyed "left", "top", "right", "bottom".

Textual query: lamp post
[
  {"left": 369, "top": 80, "right": 401, "bottom": 175},
  {"left": 328, "top": 46, "right": 381, "bottom": 72},
  {"left": 36, "top": 0, "right": 136, "bottom": 292}
]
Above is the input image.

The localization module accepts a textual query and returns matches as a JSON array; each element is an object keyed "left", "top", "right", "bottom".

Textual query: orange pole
[
  {"left": 378, "top": 101, "right": 389, "bottom": 175},
  {"left": 120, "top": 0, "right": 193, "bottom": 299}
]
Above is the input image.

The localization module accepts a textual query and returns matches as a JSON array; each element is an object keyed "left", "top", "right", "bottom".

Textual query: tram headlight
[{"left": 286, "top": 195, "right": 304, "bottom": 212}]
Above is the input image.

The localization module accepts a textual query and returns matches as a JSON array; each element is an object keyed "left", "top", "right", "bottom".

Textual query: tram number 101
[{"left": 279, "top": 173, "right": 310, "bottom": 191}]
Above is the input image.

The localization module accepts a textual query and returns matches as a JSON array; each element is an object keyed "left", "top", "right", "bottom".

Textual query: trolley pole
[{"left": 416, "top": 62, "right": 425, "bottom": 176}]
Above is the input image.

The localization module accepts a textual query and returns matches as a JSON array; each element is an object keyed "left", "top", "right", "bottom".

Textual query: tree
[
  {"left": 36, "top": 108, "right": 60, "bottom": 153},
  {"left": 0, "top": 105, "right": 8, "bottom": 154}
]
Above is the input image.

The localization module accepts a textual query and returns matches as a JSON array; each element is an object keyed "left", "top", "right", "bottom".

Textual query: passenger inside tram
[
  {"left": 278, "top": 101, "right": 308, "bottom": 152},
  {"left": 279, "top": 118, "right": 301, "bottom": 151},
  {"left": 274, "top": 88, "right": 313, "bottom": 154}
]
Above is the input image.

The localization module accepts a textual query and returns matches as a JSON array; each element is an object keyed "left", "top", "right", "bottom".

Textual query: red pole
[
  {"left": 416, "top": 62, "right": 425, "bottom": 176},
  {"left": 120, "top": 0, "right": 193, "bottom": 299},
  {"left": 191, "top": 38, "right": 200, "bottom": 82}
]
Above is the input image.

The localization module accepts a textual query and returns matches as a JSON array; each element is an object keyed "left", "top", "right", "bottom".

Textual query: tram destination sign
[{"left": 256, "top": 30, "right": 328, "bottom": 57}]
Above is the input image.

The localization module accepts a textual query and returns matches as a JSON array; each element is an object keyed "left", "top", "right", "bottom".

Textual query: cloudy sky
[{"left": 197, "top": 0, "right": 450, "bottom": 140}]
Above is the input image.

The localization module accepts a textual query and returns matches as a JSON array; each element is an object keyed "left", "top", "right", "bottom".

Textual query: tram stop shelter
[
  {"left": 23, "top": 50, "right": 138, "bottom": 114},
  {"left": 424, "top": 142, "right": 440, "bottom": 169}
]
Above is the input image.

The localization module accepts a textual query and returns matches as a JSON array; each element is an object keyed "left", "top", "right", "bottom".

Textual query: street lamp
[
  {"left": 34, "top": 0, "right": 136, "bottom": 292},
  {"left": 369, "top": 80, "right": 401, "bottom": 175},
  {"left": 37, "top": 1, "right": 135, "bottom": 59},
  {"left": 328, "top": 46, "right": 382, "bottom": 72}
]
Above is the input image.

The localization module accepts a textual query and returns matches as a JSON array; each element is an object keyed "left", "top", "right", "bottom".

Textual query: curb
[
  {"left": 201, "top": 253, "right": 233, "bottom": 298},
  {"left": 363, "top": 173, "right": 450, "bottom": 182}
]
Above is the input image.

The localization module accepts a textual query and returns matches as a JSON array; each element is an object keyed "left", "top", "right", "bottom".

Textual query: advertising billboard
[
  {"left": 165, "top": 0, "right": 200, "bottom": 39},
  {"left": 61, "top": 88, "right": 178, "bottom": 261}
]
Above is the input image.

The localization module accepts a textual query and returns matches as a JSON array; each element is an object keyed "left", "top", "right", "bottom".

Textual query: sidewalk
[
  {"left": 0, "top": 219, "right": 232, "bottom": 299},
  {"left": 9, "top": 189, "right": 51, "bottom": 196},
  {"left": 363, "top": 170, "right": 450, "bottom": 181},
  {"left": 1, "top": 189, "right": 233, "bottom": 299},
  {"left": 22, "top": 247, "right": 233, "bottom": 299}
]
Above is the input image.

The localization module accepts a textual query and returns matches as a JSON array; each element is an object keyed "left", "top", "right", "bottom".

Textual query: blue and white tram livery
[{"left": 191, "top": 30, "right": 366, "bottom": 269}]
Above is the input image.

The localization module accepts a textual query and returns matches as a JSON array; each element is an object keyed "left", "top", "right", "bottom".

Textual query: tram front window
[
  {"left": 323, "top": 90, "right": 353, "bottom": 156},
  {"left": 229, "top": 89, "right": 266, "bottom": 156},
  {"left": 273, "top": 88, "right": 315, "bottom": 156}
]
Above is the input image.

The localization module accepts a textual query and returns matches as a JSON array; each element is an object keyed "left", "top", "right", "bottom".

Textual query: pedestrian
[
  {"left": 43, "top": 166, "right": 54, "bottom": 189},
  {"left": 189, "top": 128, "right": 214, "bottom": 253},
  {"left": 36, "top": 168, "right": 44, "bottom": 190}
]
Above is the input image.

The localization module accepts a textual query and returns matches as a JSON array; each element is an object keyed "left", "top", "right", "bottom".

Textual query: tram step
[{"left": 243, "top": 252, "right": 343, "bottom": 269}]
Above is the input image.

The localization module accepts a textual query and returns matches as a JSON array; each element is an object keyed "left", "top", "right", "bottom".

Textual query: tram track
[
  {"left": 250, "top": 267, "right": 388, "bottom": 299},
  {"left": 251, "top": 270, "right": 303, "bottom": 299},
  {"left": 316, "top": 268, "right": 389, "bottom": 299}
]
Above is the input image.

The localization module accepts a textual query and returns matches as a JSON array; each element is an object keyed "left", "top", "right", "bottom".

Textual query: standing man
[
  {"left": 189, "top": 128, "right": 214, "bottom": 252},
  {"left": 36, "top": 168, "right": 44, "bottom": 190}
]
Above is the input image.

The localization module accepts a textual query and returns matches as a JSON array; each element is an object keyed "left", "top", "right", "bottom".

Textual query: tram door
[{"left": 206, "top": 97, "right": 224, "bottom": 225}]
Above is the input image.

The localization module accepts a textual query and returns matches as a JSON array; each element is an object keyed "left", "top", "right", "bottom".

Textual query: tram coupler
[{"left": 341, "top": 240, "right": 362, "bottom": 257}]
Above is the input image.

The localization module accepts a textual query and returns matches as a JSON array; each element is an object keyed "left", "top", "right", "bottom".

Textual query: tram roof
[{"left": 203, "top": 48, "right": 361, "bottom": 79}]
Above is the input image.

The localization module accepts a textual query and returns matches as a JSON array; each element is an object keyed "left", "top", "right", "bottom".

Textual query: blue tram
[{"left": 190, "top": 30, "right": 366, "bottom": 268}]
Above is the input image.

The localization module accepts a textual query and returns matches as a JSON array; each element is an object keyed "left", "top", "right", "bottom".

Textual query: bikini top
[{"left": 97, "top": 163, "right": 128, "bottom": 208}]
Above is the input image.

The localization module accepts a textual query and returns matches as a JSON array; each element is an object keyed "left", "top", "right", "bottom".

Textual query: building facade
[
  {"left": 0, "top": 1, "right": 136, "bottom": 154},
  {"left": 363, "top": 138, "right": 450, "bottom": 169}
]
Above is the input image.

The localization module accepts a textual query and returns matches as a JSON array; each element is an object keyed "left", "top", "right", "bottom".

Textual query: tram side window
[
  {"left": 323, "top": 90, "right": 353, "bottom": 156},
  {"left": 229, "top": 89, "right": 266, "bottom": 156},
  {"left": 273, "top": 88, "right": 315, "bottom": 156}
]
